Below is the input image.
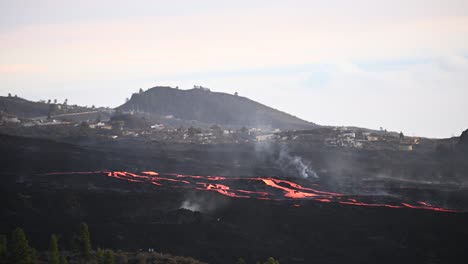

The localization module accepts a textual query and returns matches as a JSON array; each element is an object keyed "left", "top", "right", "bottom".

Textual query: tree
[
  {"left": 63, "top": 99, "right": 68, "bottom": 105},
  {"left": 125, "top": 97, "right": 129, "bottom": 103},
  {"left": 48, "top": 234, "right": 59, "bottom": 264},
  {"left": 0, "top": 234, "right": 6, "bottom": 261},
  {"left": 139, "top": 88, "right": 144, "bottom": 94},
  {"left": 187, "top": 126, "right": 201, "bottom": 137},
  {"left": 48, "top": 104, "right": 55, "bottom": 119},
  {"left": 103, "top": 250, "right": 115, "bottom": 264},
  {"left": 30, "top": 248, "right": 38, "bottom": 264},
  {"left": 236, "top": 257, "right": 246, "bottom": 264},
  {"left": 263, "top": 257, "right": 280, "bottom": 264},
  {"left": 96, "top": 248, "right": 105, "bottom": 264},
  {"left": 97, "top": 249, "right": 115, "bottom": 264},
  {"left": 78, "top": 223, "right": 91, "bottom": 260},
  {"left": 53, "top": 99, "right": 57, "bottom": 104},
  {"left": 79, "top": 121, "right": 89, "bottom": 129},
  {"left": 47, "top": 99, "right": 51, "bottom": 104},
  {"left": 234, "top": 92, "right": 238, "bottom": 96},
  {"left": 7, "top": 93, "right": 11, "bottom": 97},
  {"left": 210, "top": 124, "right": 223, "bottom": 137},
  {"left": 59, "top": 255, "right": 68, "bottom": 264},
  {"left": 10, "top": 228, "right": 32, "bottom": 264}
]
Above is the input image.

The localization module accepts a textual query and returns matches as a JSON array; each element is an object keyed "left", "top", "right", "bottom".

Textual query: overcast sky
[{"left": 1, "top": 0, "right": 467, "bottom": 138}]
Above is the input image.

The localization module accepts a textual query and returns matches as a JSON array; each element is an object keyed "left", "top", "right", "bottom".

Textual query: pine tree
[
  {"left": 97, "top": 249, "right": 115, "bottom": 264},
  {"left": 10, "top": 228, "right": 32, "bottom": 264},
  {"left": 96, "top": 248, "right": 105, "bottom": 264},
  {"left": 263, "top": 257, "right": 280, "bottom": 264},
  {"left": 48, "top": 234, "right": 59, "bottom": 264},
  {"left": 236, "top": 257, "right": 246, "bottom": 264},
  {"left": 103, "top": 250, "right": 115, "bottom": 264},
  {"left": 30, "top": 248, "right": 38, "bottom": 264},
  {"left": 79, "top": 223, "right": 91, "bottom": 260},
  {"left": 59, "top": 255, "right": 68, "bottom": 264}
]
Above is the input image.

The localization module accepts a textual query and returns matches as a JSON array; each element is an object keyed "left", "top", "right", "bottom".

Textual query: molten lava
[{"left": 40, "top": 170, "right": 457, "bottom": 212}]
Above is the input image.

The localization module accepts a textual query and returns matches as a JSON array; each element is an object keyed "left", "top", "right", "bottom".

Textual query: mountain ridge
[{"left": 117, "top": 86, "right": 318, "bottom": 129}]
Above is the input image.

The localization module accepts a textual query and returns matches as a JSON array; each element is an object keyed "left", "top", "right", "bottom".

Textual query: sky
[{"left": 1, "top": 0, "right": 467, "bottom": 138}]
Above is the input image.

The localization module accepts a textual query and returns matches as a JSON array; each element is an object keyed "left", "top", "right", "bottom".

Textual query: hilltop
[
  {"left": 0, "top": 96, "right": 50, "bottom": 118},
  {"left": 0, "top": 95, "right": 112, "bottom": 122},
  {"left": 117, "top": 86, "right": 318, "bottom": 129}
]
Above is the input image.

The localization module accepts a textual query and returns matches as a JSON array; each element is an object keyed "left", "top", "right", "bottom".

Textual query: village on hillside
[{"left": 0, "top": 94, "right": 427, "bottom": 152}]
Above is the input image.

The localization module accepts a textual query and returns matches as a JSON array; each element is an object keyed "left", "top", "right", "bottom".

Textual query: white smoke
[
  {"left": 180, "top": 200, "right": 201, "bottom": 211},
  {"left": 179, "top": 193, "right": 228, "bottom": 212},
  {"left": 278, "top": 147, "right": 319, "bottom": 179},
  {"left": 255, "top": 141, "right": 319, "bottom": 179}
]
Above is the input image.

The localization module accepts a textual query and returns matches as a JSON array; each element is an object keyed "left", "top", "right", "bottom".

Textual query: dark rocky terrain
[
  {"left": 1, "top": 134, "right": 468, "bottom": 264},
  {"left": 1, "top": 90, "right": 468, "bottom": 263}
]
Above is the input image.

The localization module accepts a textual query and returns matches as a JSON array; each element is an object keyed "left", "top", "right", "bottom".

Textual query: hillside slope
[
  {"left": 0, "top": 96, "right": 50, "bottom": 118},
  {"left": 0, "top": 96, "right": 112, "bottom": 122},
  {"left": 117, "top": 87, "right": 317, "bottom": 129}
]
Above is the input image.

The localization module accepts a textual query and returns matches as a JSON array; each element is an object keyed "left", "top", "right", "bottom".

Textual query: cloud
[
  {"left": 0, "top": 64, "right": 45, "bottom": 74},
  {"left": 157, "top": 56, "right": 468, "bottom": 138},
  {"left": 1, "top": 10, "right": 467, "bottom": 79},
  {"left": 1, "top": 1, "right": 467, "bottom": 137}
]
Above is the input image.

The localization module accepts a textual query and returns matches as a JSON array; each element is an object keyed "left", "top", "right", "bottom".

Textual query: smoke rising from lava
[
  {"left": 255, "top": 142, "right": 319, "bottom": 180},
  {"left": 180, "top": 200, "right": 201, "bottom": 212},
  {"left": 278, "top": 147, "right": 318, "bottom": 179},
  {"left": 180, "top": 192, "right": 228, "bottom": 213}
]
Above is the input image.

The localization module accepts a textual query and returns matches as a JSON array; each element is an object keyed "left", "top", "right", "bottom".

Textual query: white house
[{"left": 256, "top": 134, "right": 274, "bottom": 141}]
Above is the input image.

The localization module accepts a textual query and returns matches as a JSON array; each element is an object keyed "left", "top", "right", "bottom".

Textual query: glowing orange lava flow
[{"left": 39, "top": 170, "right": 457, "bottom": 212}]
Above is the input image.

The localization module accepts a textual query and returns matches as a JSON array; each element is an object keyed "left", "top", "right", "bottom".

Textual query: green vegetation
[
  {"left": 31, "top": 248, "right": 39, "bottom": 264},
  {"left": 97, "top": 248, "right": 115, "bottom": 264},
  {"left": 97, "top": 248, "right": 105, "bottom": 263},
  {"left": 48, "top": 234, "right": 59, "bottom": 264},
  {"left": 78, "top": 222, "right": 92, "bottom": 260},
  {"left": 236, "top": 257, "right": 246, "bottom": 264},
  {"left": 263, "top": 257, "right": 280, "bottom": 264},
  {"left": 10, "top": 228, "right": 33, "bottom": 264},
  {"left": 2, "top": 225, "right": 212, "bottom": 263},
  {"left": 59, "top": 255, "right": 68, "bottom": 264},
  {"left": 237, "top": 256, "right": 280, "bottom": 264},
  {"left": 103, "top": 249, "right": 115, "bottom": 264}
]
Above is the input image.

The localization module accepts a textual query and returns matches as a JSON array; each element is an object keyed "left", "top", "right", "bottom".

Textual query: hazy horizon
[{"left": 1, "top": 0, "right": 467, "bottom": 138}]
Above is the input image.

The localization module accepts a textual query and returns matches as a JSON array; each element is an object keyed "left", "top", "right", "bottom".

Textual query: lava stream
[{"left": 39, "top": 170, "right": 457, "bottom": 212}]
